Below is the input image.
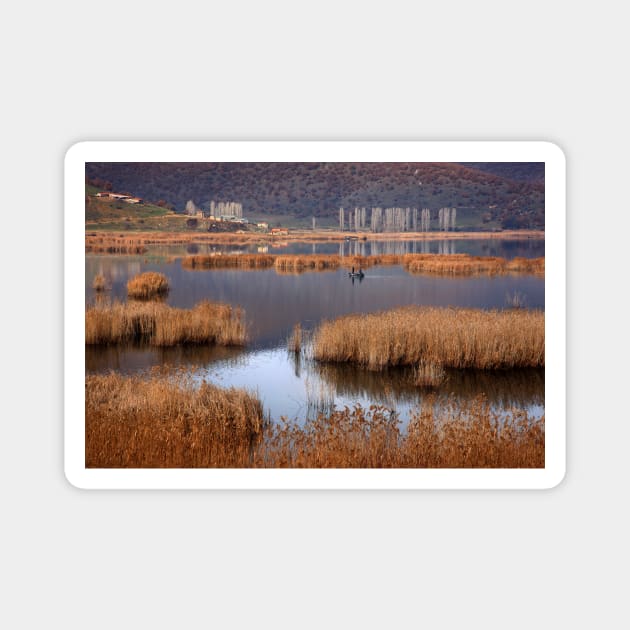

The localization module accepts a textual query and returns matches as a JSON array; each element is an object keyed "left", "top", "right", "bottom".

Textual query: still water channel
[{"left": 86, "top": 238, "right": 545, "bottom": 423}]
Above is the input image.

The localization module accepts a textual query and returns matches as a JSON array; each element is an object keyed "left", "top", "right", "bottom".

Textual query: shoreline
[{"left": 86, "top": 229, "right": 545, "bottom": 246}]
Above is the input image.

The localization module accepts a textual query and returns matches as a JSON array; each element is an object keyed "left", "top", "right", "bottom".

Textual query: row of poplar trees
[{"left": 338, "top": 207, "right": 456, "bottom": 232}]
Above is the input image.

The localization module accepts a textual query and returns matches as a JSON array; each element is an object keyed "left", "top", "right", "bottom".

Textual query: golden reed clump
[
  {"left": 182, "top": 254, "right": 276, "bottom": 270},
  {"left": 126, "top": 272, "right": 170, "bottom": 299},
  {"left": 86, "top": 234, "right": 148, "bottom": 254},
  {"left": 312, "top": 306, "right": 545, "bottom": 370},
  {"left": 85, "top": 372, "right": 265, "bottom": 468},
  {"left": 85, "top": 374, "right": 544, "bottom": 468},
  {"left": 85, "top": 300, "right": 247, "bottom": 346},
  {"left": 403, "top": 254, "right": 545, "bottom": 276},
  {"left": 274, "top": 255, "right": 340, "bottom": 272}
]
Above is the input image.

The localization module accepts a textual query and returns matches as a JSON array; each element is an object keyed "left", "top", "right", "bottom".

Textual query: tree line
[{"left": 339, "top": 207, "right": 457, "bottom": 232}]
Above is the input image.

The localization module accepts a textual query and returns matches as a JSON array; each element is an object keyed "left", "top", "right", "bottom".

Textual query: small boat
[{"left": 348, "top": 270, "right": 364, "bottom": 279}]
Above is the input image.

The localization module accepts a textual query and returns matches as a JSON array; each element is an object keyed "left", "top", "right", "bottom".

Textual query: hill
[
  {"left": 458, "top": 162, "right": 544, "bottom": 183},
  {"left": 85, "top": 162, "right": 544, "bottom": 230}
]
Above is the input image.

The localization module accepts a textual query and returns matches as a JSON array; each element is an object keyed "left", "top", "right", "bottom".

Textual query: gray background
[{"left": 2, "top": 1, "right": 627, "bottom": 628}]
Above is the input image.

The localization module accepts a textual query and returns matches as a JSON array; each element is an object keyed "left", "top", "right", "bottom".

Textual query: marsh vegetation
[
  {"left": 85, "top": 233, "right": 546, "bottom": 468},
  {"left": 86, "top": 373, "right": 544, "bottom": 468},
  {"left": 181, "top": 253, "right": 544, "bottom": 276},
  {"left": 126, "top": 272, "right": 170, "bottom": 299},
  {"left": 312, "top": 306, "right": 544, "bottom": 370},
  {"left": 85, "top": 300, "right": 246, "bottom": 346}
]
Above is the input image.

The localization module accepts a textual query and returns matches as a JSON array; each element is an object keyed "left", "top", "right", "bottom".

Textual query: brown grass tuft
[
  {"left": 127, "top": 272, "right": 170, "bottom": 299},
  {"left": 85, "top": 300, "right": 247, "bottom": 346},
  {"left": 92, "top": 274, "right": 107, "bottom": 292},
  {"left": 312, "top": 306, "right": 544, "bottom": 370},
  {"left": 288, "top": 323, "right": 302, "bottom": 353}
]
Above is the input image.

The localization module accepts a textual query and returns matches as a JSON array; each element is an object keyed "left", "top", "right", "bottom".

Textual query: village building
[{"left": 96, "top": 192, "right": 132, "bottom": 200}]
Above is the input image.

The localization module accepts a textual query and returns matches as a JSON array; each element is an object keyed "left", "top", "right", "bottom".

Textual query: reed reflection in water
[{"left": 86, "top": 344, "right": 544, "bottom": 424}]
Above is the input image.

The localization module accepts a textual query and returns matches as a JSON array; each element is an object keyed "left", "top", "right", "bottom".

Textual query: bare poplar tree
[
  {"left": 450, "top": 207, "right": 457, "bottom": 231},
  {"left": 339, "top": 207, "right": 344, "bottom": 231}
]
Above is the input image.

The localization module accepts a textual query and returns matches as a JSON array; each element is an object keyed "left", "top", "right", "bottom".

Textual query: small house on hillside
[
  {"left": 96, "top": 192, "right": 132, "bottom": 201},
  {"left": 270, "top": 227, "right": 289, "bottom": 236}
]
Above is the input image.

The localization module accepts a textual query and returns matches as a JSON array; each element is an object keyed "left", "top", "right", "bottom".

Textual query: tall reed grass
[
  {"left": 85, "top": 300, "right": 246, "bottom": 346},
  {"left": 127, "top": 272, "right": 170, "bottom": 299},
  {"left": 274, "top": 255, "right": 340, "bottom": 272},
  {"left": 312, "top": 306, "right": 544, "bottom": 370},
  {"left": 86, "top": 372, "right": 265, "bottom": 467},
  {"left": 86, "top": 235, "right": 148, "bottom": 254},
  {"left": 181, "top": 254, "right": 276, "bottom": 270},
  {"left": 403, "top": 254, "right": 544, "bottom": 276},
  {"left": 85, "top": 374, "right": 544, "bottom": 468},
  {"left": 288, "top": 323, "right": 302, "bottom": 353},
  {"left": 262, "top": 398, "right": 544, "bottom": 468}
]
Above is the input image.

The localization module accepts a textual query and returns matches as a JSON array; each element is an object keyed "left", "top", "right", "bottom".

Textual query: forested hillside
[{"left": 86, "top": 162, "right": 544, "bottom": 230}]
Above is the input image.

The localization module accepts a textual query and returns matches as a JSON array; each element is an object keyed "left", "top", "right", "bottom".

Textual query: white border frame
[{"left": 65, "top": 141, "right": 565, "bottom": 489}]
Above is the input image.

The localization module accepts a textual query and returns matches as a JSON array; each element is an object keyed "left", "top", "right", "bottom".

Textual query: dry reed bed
[
  {"left": 85, "top": 300, "right": 246, "bottom": 346},
  {"left": 182, "top": 254, "right": 276, "bottom": 269},
  {"left": 274, "top": 255, "right": 340, "bottom": 272},
  {"left": 85, "top": 374, "right": 544, "bottom": 468},
  {"left": 86, "top": 230, "right": 544, "bottom": 248},
  {"left": 86, "top": 372, "right": 264, "bottom": 467},
  {"left": 127, "top": 272, "right": 170, "bottom": 299},
  {"left": 86, "top": 235, "right": 148, "bottom": 254},
  {"left": 180, "top": 253, "right": 544, "bottom": 276},
  {"left": 403, "top": 254, "right": 545, "bottom": 276},
  {"left": 264, "top": 398, "right": 544, "bottom": 468},
  {"left": 312, "top": 306, "right": 544, "bottom": 370}
]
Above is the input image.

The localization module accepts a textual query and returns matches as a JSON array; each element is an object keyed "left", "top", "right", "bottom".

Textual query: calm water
[
  {"left": 138, "top": 237, "right": 544, "bottom": 260},
  {"left": 86, "top": 238, "right": 545, "bottom": 422}
]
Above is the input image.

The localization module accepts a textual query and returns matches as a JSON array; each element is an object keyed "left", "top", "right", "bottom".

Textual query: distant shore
[{"left": 86, "top": 229, "right": 544, "bottom": 247}]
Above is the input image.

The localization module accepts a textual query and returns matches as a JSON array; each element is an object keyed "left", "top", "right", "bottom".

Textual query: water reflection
[
  {"left": 314, "top": 361, "right": 544, "bottom": 409},
  {"left": 86, "top": 344, "right": 544, "bottom": 424},
  {"left": 86, "top": 261, "right": 545, "bottom": 348},
  {"left": 87, "top": 237, "right": 544, "bottom": 261}
]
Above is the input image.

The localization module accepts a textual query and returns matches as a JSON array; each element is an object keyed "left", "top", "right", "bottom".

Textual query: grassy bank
[
  {"left": 85, "top": 374, "right": 544, "bottom": 468},
  {"left": 312, "top": 306, "right": 544, "bottom": 370},
  {"left": 85, "top": 300, "right": 246, "bottom": 346}
]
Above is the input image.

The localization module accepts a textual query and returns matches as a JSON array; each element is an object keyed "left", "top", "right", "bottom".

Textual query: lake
[{"left": 86, "top": 237, "right": 545, "bottom": 422}]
